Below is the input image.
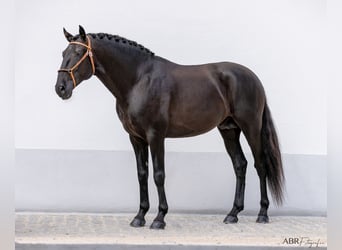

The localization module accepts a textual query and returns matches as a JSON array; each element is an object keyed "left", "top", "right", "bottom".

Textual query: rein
[{"left": 58, "top": 35, "right": 95, "bottom": 88}]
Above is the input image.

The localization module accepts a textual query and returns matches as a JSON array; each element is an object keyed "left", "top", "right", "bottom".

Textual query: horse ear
[
  {"left": 63, "top": 28, "right": 73, "bottom": 42},
  {"left": 79, "top": 25, "right": 86, "bottom": 41}
]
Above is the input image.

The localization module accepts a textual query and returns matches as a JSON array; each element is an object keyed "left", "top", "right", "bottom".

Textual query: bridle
[{"left": 58, "top": 35, "right": 95, "bottom": 88}]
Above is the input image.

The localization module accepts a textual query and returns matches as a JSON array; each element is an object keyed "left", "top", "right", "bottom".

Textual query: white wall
[{"left": 15, "top": 0, "right": 326, "bottom": 154}]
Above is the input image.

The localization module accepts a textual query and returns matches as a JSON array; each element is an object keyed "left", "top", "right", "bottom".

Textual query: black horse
[{"left": 55, "top": 26, "right": 285, "bottom": 229}]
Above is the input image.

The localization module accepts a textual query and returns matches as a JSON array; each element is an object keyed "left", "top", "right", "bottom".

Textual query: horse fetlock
[
  {"left": 234, "top": 203, "right": 244, "bottom": 212},
  {"left": 140, "top": 202, "right": 150, "bottom": 213},
  {"left": 158, "top": 204, "right": 168, "bottom": 214},
  {"left": 260, "top": 198, "right": 269, "bottom": 209}
]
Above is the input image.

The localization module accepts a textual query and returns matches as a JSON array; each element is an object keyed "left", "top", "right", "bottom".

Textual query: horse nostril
[{"left": 59, "top": 85, "right": 66, "bottom": 93}]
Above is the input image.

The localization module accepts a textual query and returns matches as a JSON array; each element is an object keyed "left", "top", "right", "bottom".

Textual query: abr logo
[{"left": 283, "top": 237, "right": 300, "bottom": 245}]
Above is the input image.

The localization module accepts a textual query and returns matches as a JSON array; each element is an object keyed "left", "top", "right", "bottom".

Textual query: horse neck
[{"left": 91, "top": 38, "right": 153, "bottom": 103}]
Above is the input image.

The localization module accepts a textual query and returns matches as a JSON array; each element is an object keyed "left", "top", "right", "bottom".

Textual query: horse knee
[
  {"left": 138, "top": 170, "right": 148, "bottom": 183},
  {"left": 153, "top": 171, "right": 165, "bottom": 186},
  {"left": 234, "top": 158, "right": 247, "bottom": 177},
  {"left": 255, "top": 164, "right": 266, "bottom": 178}
]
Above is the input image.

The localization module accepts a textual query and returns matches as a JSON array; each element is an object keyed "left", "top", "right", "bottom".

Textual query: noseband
[{"left": 58, "top": 36, "right": 95, "bottom": 88}]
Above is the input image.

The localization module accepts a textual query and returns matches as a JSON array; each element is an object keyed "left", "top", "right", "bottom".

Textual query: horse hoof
[
  {"left": 150, "top": 220, "right": 166, "bottom": 229},
  {"left": 223, "top": 215, "right": 238, "bottom": 224},
  {"left": 130, "top": 217, "right": 146, "bottom": 227},
  {"left": 256, "top": 215, "right": 269, "bottom": 223}
]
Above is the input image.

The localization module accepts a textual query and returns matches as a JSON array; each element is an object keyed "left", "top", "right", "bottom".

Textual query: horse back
[{"left": 162, "top": 61, "right": 265, "bottom": 137}]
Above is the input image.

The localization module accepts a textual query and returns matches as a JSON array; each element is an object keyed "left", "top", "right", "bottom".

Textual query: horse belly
[{"left": 166, "top": 84, "right": 227, "bottom": 138}]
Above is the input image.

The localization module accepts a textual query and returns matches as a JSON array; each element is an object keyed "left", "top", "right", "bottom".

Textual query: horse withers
[{"left": 55, "top": 25, "right": 285, "bottom": 229}]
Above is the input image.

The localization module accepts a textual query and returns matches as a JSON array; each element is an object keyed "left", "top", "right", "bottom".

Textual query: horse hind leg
[
  {"left": 237, "top": 119, "right": 270, "bottom": 223},
  {"left": 218, "top": 119, "right": 247, "bottom": 223}
]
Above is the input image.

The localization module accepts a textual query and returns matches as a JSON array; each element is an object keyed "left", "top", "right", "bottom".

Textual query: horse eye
[{"left": 74, "top": 50, "right": 82, "bottom": 56}]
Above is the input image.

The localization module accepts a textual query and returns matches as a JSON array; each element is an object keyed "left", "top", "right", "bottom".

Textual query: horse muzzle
[{"left": 55, "top": 82, "right": 73, "bottom": 100}]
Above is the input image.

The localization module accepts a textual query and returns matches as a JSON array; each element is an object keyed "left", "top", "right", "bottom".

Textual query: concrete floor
[{"left": 15, "top": 213, "right": 327, "bottom": 250}]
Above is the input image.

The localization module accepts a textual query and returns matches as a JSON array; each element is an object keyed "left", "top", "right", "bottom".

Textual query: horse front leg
[
  {"left": 149, "top": 135, "right": 168, "bottom": 229},
  {"left": 129, "top": 135, "right": 150, "bottom": 227}
]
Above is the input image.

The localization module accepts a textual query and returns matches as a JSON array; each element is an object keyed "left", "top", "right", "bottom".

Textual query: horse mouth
[
  {"left": 59, "top": 91, "right": 72, "bottom": 100},
  {"left": 55, "top": 84, "right": 73, "bottom": 100},
  {"left": 56, "top": 89, "right": 72, "bottom": 100},
  {"left": 62, "top": 94, "right": 72, "bottom": 100}
]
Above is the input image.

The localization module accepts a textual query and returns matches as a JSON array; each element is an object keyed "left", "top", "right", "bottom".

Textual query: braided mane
[{"left": 71, "top": 33, "right": 154, "bottom": 56}]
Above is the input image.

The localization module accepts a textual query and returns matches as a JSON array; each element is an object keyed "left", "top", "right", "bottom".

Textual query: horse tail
[{"left": 261, "top": 102, "right": 285, "bottom": 206}]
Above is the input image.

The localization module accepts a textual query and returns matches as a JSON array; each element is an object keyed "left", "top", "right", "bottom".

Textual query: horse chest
[{"left": 116, "top": 103, "right": 146, "bottom": 139}]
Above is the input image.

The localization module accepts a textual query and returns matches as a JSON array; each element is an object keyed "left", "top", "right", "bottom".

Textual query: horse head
[{"left": 55, "top": 25, "right": 95, "bottom": 99}]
